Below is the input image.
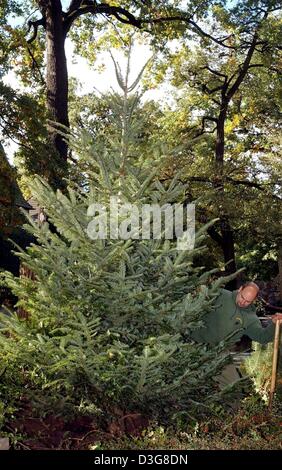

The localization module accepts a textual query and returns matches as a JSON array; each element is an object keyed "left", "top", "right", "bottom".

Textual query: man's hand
[{"left": 271, "top": 313, "right": 282, "bottom": 324}]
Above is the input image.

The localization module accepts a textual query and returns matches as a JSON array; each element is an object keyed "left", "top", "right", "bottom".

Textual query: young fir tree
[{"left": 0, "top": 44, "right": 239, "bottom": 425}]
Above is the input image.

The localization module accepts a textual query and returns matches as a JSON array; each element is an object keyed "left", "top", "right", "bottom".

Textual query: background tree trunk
[
  {"left": 215, "top": 106, "right": 237, "bottom": 288},
  {"left": 45, "top": 0, "right": 69, "bottom": 164}
]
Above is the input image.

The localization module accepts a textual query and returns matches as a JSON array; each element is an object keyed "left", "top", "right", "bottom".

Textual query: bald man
[{"left": 191, "top": 282, "right": 282, "bottom": 346}]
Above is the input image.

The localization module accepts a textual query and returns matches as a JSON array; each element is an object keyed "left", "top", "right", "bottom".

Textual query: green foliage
[
  {"left": 97, "top": 397, "right": 282, "bottom": 450},
  {"left": 0, "top": 143, "right": 26, "bottom": 234},
  {"left": 1, "top": 1, "right": 281, "bottom": 430},
  {"left": 137, "top": 0, "right": 282, "bottom": 279},
  {"left": 0, "top": 352, "right": 27, "bottom": 431},
  {"left": 0, "top": 157, "right": 232, "bottom": 422},
  {"left": 0, "top": 78, "right": 66, "bottom": 193},
  {"left": 0, "top": 61, "right": 236, "bottom": 424},
  {"left": 0, "top": 1, "right": 64, "bottom": 190}
]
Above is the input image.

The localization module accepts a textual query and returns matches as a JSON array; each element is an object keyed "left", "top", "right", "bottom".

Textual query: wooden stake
[{"left": 269, "top": 318, "right": 281, "bottom": 411}]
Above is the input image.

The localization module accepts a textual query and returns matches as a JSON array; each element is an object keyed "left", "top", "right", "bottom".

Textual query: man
[
  {"left": 191, "top": 282, "right": 282, "bottom": 390},
  {"left": 191, "top": 282, "right": 282, "bottom": 346}
]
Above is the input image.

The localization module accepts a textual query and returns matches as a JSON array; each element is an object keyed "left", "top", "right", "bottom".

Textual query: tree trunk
[
  {"left": 45, "top": 0, "right": 69, "bottom": 167},
  {"left": 220, "top": 216, "right": 236, "bottom": 277},
  {"left": 215, "top": 106, "right": 237, "bottom": 288}
]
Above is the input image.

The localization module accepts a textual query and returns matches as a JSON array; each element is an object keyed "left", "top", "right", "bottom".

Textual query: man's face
[{"left": 236, "top": 287, "right": 258, "bottom": 308}]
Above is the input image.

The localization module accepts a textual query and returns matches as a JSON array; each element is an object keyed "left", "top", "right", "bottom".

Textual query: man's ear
[{"left": 238, "top": 286, "right": 243, "bottom": 293}]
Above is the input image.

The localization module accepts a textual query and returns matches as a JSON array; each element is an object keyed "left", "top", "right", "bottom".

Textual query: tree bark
[
  {"left": 31, "top": 1, "right": 140, "bottom": 187},
  {"left": 215, "top": 105, "right": 237, "bottom": 287},
  {"left": 45, "top": 0, "right": 69, "bottom": 164}
]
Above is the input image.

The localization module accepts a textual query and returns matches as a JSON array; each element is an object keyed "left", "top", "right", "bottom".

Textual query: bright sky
[{"left": 65, "top": 38, "right": 168, "bottom": 99}]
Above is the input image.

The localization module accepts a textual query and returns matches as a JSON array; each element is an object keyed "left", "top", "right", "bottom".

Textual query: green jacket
[{"left": 191, "top": 288, "right": 275, "bottom": 346}]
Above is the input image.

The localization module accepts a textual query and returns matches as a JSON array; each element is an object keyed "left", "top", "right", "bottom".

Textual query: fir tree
[{"left": 0, "top": 44, "right": 238, "bottom": 425}]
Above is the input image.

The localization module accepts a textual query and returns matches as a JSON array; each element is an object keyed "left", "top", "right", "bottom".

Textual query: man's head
[{"left": 236, "top": 282, "right": 259, "bottom": 308}]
